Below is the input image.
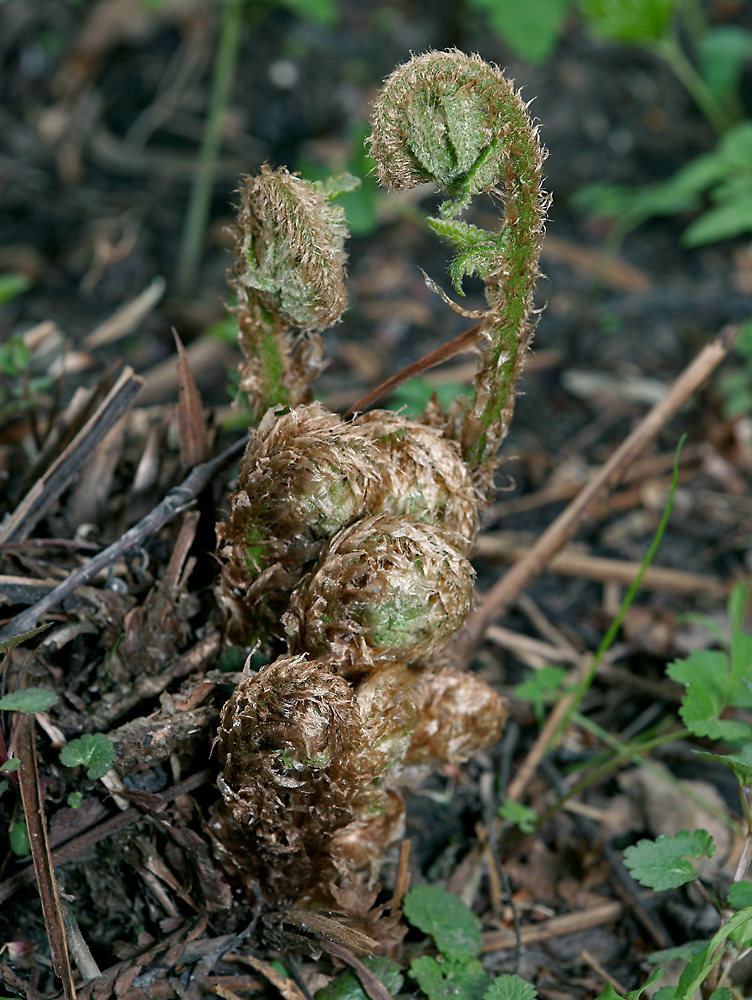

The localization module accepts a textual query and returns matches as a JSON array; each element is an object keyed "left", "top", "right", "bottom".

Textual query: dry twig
[
  {"left": 16, "top": 713, "right": 77, "bottom": 1000},
  {"left": 0, "top": 437, "right": 246, "bottom": 640}
]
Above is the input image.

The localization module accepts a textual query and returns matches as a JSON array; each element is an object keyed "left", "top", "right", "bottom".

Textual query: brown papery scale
[
  {"left": 405, "top": 667, "right": 508, "bottom": 767},
  {"left": 283, "top": 514, "right": 475, "bottom": 674}
]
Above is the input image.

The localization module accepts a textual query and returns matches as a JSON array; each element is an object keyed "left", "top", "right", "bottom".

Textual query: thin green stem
[
  {"left": 575, "top": 712, "right": 745, "bottom": 836},
  {"left": 176, "top": 0, "right": 245, "bottom": 296},
  {"left": 551, "top": 436, "right": 686, "bottom": 746},
  {"left": 656, "top": 35, "right": 737, "bottom": 134},
  {"left": 536, "top": 725, "right": 689, "bottom": 827},
  {"left": 679, "top": 0, "right": 708, "bottom": 43},
  {"left": 680, "top": 909, "right": 752, "bottom": 1000}
]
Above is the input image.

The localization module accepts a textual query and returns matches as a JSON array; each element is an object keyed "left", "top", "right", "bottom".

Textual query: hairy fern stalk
[{"left": 213, "top": 49, "right": 546, "bottom": 938}]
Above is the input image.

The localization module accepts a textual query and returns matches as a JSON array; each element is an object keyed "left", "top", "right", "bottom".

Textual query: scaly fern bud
[
  {"left": 215, "top": 655, "right": 377, "bottom": 894},
  {"left": 406, "top": 668, "right": 507, "bottom": 766},
  {"left": 214, "top": 653, "right": 408, "bottom": 909},
  {"left": 215, "top": 402, "right": 381, "bottom": 646},
  {"left": 284, "top": 515, "right": 475, "bottom": 673},
  {"left": 229, "top": 166, "right": 358, "bottom": 420}
]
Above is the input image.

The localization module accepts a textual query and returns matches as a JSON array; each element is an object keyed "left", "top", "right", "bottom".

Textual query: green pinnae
[
  {"left": 355, "top": 592, "right": 432, "bottom": 650},
  {"left": 243, "top": 519, "right": 267, "bottom": 574}
]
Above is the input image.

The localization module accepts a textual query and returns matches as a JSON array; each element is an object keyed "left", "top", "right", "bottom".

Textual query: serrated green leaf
[
  {"left": 0, "top": 623, "right": 53, "bottom": 657},
  {"left": 484, "top": 974, "right": 537, "bottom": 1000},
  {"left": 727, "top": 882, "right": 752, "bottom": 909},
  {"left": 428, "top": 217, "right": 490, "bottom": 250},
  {"left": 410, "top": 956, "right": 489, "bottom": 1000},
  {"left": 449, "top": 244, "right": 498, "bottom": 294},
  {"left": 514, "top": 665, "right": 568, "bottom": 713},
  {"left": 316, "top": 956, "right": 403, "bottom": 1000},
  {"left": 0, "top": 687, "right": 58, "bottom": 715},
  {"left": 623, "top": 830, "right": 715, "bottom": 890},
  {"left": 403, "top": 885, "right": 482, "bottom": 960},
  {"left": 313, "top": 173, "right": 361, "bottom": 200},
  {"left": 59, "top": 734, "right": 115, "bottom": 781},
  {"left": 667, "top": 650, "right": 741, "bottom": 740},
  {"left": 708, "top": 989, "right": 733, "bottom": 1000},
  {"left": 9, "top": 820, "right": 30, "bottom": 857}
]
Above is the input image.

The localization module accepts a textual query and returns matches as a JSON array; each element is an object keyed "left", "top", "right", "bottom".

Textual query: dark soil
[{"left": 1, "top": 1, "right": 752, "bottom": 999}]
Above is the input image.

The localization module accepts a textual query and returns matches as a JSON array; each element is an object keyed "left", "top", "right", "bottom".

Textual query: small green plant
[
  {"left": 497, "top": 547, "right": 752, "bottom": 1000},
  {"left": 573, "top": 121, "right": 752, "bottom": 251},
  {"left": 471, "top": 0, "right": 748, "bottom": 132},
  {"left": 319, "top": 884, "right": 537, "bottom": 1000},
  {"left": 59, "top": 734, "right": 116, "bottom": 781},
  {"left": 718, "top": 320, "right": 752, "bottom": 419},
  {"left": 0, "top": 334, "right": 54, "bottom": 426}
]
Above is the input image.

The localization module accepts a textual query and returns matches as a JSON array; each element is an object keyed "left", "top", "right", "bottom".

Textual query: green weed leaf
[
  {"left": 59, "top": 734, "right": 116, "bottom": 781},
  {"left": 695, "top": 744, "right": 752, "bottom": 786},
  {"left": 708, "top": 990, "right": 733, "bottom": 1000},
  {"left": 484, "top": 975, "right": 537, "bottom": 1000},
  {"left": 410, "top": 956, "right": 489, "bottom": 1000},
  {"left": 0, "top": 274, "right": 32, "bottom": 307},
  {"left": 403, "top": 884, "right": 482, "bottom": 961},
  {"left": 580, "top": 0, "right": 678, "bottom": 43},
  {"left": 682, "top": 194, "right": 752, "bottom": 247},
  {"left": 498, "top": 799, "right": 538, "bottom": 834},
  {"left": 316, "top": 956, "right": 403, "bottom": 1000},
  {"left": 0, "top": 623, "right": 53, "bottom": 657},
  {"left": 623, "top": 830, "right": 715, "bottom": 890},
  {"left": 0, "top": 759, "right": 19, "bottom": 772},
  {"left": 9, "top": 820, "right": 30, "bottom": 857},
  {"left": 727, "top": 882, "right": 752, "bottom": 909},
  {"left": 667, "top": 649, "right": 752, "bottom": 742},
  {"left": 278, "top": 0, "right": 338, "bottom": 26},
  {"left": 646, "top": 941, "right": 706, "bottom": 964},
  {"left": 595, "top": 967, "right": 665, "bottom": 1000},
  {"left": 698, "top": 27, "right": 752, "bottom": 102},
  {"left": 514, "top": 665, "right": 568, "bottom": 714},
  {"left": 0, "top": 687, "right": 58, "bottom": 715}
]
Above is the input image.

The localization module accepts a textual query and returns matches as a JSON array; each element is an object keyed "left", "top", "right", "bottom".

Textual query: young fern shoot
[
  {"left": 229, "top": 165, "right": 359, "bottom": 421},
  {"left": 212, "top": 49, "right": 544, "bottom": 933},
  {"left": 369, "top": 49, "right": 549, "bottom": 492}
]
